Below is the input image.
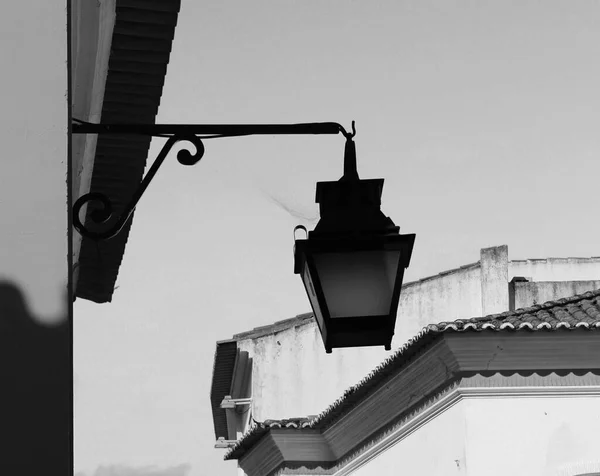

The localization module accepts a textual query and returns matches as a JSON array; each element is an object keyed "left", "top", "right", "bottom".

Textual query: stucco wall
[
  {"left": 510, "top": 257, "right": 600, "bottom": 282},
  {"left": 465, "top": 396, "right": 600, "bottom": 476},
  {"left": 351, "top": 399, "right": 468, "bottom": 476},
  {"left": 349, "top": 395, "right": 600, "bottom": 476},
  {"left": 0, "top": 0, "right": 69, "bottom": 321},
  {"left": 237, "top": 322, "right": 389, "bottom": 422},
  {"left": 396, "top": 263, "right": 482, "bottom": 344},
  {"left": 514, "top": 280, "right": 600, "bottom": 309},
  {"left": 0, "top": 2, "right": 70, "bottom": 473}
]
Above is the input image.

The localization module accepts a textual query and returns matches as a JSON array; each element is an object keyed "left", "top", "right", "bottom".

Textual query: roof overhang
[
  {"left": 73, "top": 0, "right": 181, "bottom": 303},
  {"left": 228, "top": 329, "right": 600, "bottom": 476},
  {"left": 211, "top": 341, "right": 238, "bottom": 441},
  {"left": 209, "top": 313, "right": 314, "bottom": 442}
]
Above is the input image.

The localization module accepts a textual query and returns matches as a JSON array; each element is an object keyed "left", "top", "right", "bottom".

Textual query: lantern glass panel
[
  {"left": 312, "top": 249, "right": 401, "bottom": 318},
  {"left": 302, "top": 264, "right": 326, "bottom": 333}
]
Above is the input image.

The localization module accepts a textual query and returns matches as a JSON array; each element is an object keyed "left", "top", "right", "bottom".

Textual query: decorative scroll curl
[{"left": 73, "top": 134, "right": 205, "bottom": 240}]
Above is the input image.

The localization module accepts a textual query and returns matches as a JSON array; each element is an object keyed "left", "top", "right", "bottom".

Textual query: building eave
[
  {"left": 75, "top": 0, "right": 181, "bottom": 303},
  {"left": 226, "top": 289, "right": 600, "bottom": 473},
  {"left": 233, "top": 333, "right": 600, "bottom": 476},
  {"left": 236, "top": 373, "right": 600, "bottom": 476}
]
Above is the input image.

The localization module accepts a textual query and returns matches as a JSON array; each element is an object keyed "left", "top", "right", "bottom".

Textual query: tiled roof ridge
[
  {"left": 230, "top": 312, "right": 314, "bottom": 341},
  {"left": 224, "top": 288, "right": 600, "bottom": 461},
  {"left": 440, "top": 287, "right": 600, "bottom": 324},
  {"left": 261, "top": 416, "right": 313, "bottom": 428}
]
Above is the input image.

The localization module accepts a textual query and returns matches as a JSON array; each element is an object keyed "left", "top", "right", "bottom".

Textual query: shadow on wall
[{"left": 0, "top": 280, "right": 70, "bottom": 474}]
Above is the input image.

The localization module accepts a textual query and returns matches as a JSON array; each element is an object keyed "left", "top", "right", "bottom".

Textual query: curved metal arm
[
  {"left": 72, "top": 121, "right": 355, "bottom": 241},
  {"left": 73, "top": 134, "right": 204, "bottom": 240}
]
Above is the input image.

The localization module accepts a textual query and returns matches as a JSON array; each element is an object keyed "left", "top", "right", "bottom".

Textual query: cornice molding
[
  {"left": 444, "top": 331, "right": 600, "bottom": 373},
  {"left": 458, "top": 385, "right": 600, "bottom": 398}
]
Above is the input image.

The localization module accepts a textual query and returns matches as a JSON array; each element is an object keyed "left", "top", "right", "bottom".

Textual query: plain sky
[{"left": 74, "top": 1, "right": 600, "bottom": 475}]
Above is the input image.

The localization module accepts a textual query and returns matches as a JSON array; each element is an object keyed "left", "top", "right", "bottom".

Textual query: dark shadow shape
[{"left": 0, "top": 281, "right": 70, "bottom": 474}]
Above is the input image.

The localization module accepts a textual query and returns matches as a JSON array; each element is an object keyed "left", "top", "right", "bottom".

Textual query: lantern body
[
  {"left": 295, "top": 234, "right": 414, "bottom": 352},
  {"left": 293, "top": 140, "right": 415, "bottom": 353}
]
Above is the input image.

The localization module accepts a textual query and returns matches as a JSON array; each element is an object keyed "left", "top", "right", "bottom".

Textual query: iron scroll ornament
[
  {"left": 72, "top": 134, "right": 204, "bottom": 241},
  {"left": 72, "top": 121, "right": 356, "bottom": 241}
]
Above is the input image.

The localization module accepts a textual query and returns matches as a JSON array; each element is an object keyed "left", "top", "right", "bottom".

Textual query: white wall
[
  {"left": 0, "top": 2, "right": 70, "bottom": 473},
  {"left": 514, "top": 280, "right": 600, "bottom": 309},
  {"left": 397, "top": 264, "right": 482, "bottom": 343},
  {"left": 466, "top": 396, "right": 600, "bottom": 476},
  {"left": 0, "top": 0, "right": 68, "bottom": 322},
  {"left": 349, "top": 395, "right": 600, "bottom": 476},
  {"left": 238, "top": 322, "right": 389, "bottom": 422},
  {"left": 510, "top": 258, "right": 600, "bottom": 282},
  {"left": 350, "top": 399, "right": 468, "bottom": 476}
]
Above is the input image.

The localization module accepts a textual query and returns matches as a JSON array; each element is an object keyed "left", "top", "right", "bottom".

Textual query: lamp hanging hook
[{"left": 340, "top": 120, "right": 356, "bottom": 140}]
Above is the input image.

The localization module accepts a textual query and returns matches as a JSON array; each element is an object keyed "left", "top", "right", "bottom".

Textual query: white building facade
[{"left": 210, "top": 245, "right": 600, "bottom": 476}]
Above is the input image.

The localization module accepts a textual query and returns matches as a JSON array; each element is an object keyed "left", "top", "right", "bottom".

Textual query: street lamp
[
  {"left": 294, "top": 132, "right": 415, "bottom": 353},
  {"left": 72, "top": 120, "right": 415, "bottom": 352}
]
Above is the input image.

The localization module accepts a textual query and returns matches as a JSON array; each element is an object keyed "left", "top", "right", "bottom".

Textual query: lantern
[{"left": 294, "top": 138, "right": 415, "bottom": 353}]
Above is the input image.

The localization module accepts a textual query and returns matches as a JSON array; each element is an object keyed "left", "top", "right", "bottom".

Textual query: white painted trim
[
  {"left": 334, "top": 385, "right": 600, "bottom": 476},
  {"left": 458, "top": 386, "right": 600, "bottom": 398},
  {"left": 71, "top": 0, "right": 116, "bottom": 290}
]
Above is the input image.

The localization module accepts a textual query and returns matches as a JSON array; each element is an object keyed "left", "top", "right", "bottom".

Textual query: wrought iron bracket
[{"left": 72, "top": 121, "right": 355, "bottom": 241}]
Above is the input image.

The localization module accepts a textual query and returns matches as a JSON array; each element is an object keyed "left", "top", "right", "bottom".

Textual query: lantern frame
[{"left": 294, "top": 232, "right": 415, "bottom": 353}]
